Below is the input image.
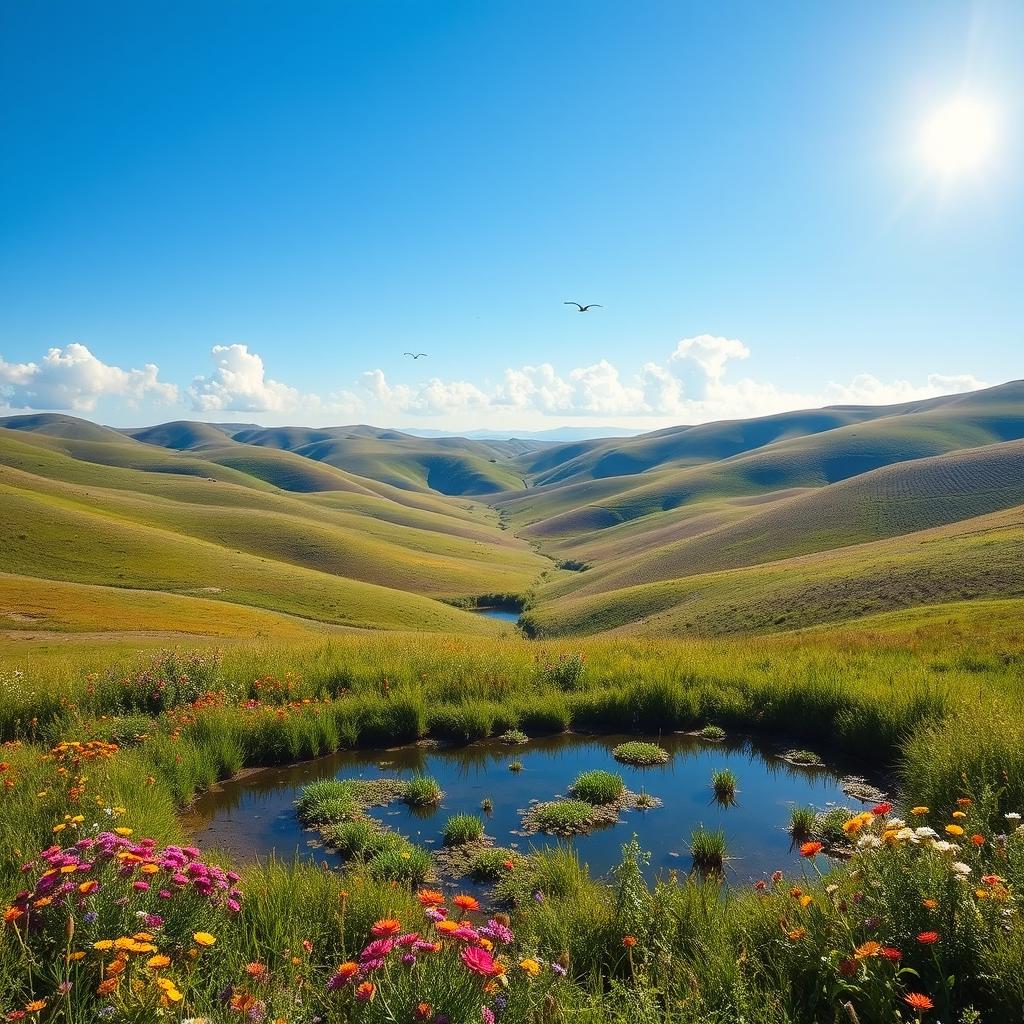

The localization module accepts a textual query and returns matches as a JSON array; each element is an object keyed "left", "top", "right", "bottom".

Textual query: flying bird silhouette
[
  {"left": 403, "top": 352, "right": 428, "bottom": 359},
  {"left": 564, "top": 302, "right": 603, "bottom": 312}
]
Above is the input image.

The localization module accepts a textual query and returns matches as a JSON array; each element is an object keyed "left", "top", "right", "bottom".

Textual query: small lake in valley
[{"left": 184, "top": 732, "right": 873, "bottom": 887}]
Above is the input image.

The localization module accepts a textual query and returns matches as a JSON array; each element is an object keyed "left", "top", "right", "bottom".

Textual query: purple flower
[
  {"left": 401, "top": 953, "right": 416, "bottom": 965},
  {"left": 482, "top": 1009, "right": 496, "bottom": 1024},
  {"left": 552, "top": 962, "right": 566, "bottom": 976}
]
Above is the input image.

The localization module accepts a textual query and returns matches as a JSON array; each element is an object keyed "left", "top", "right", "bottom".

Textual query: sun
[{"left": 919, "top": 96, "right": 999, "bottom": 178}]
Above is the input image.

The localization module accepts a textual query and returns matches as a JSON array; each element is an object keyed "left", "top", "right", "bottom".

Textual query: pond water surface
[
  {"left": 184, "top": 733, "right": 869, "bottom": 885},
  {"left": 471, "top": 607, "right": 521, "bottom": 622}
]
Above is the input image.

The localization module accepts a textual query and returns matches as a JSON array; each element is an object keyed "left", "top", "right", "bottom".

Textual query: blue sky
[{"left": 1, "top": 1, "right": 1021, "bottom": 430}]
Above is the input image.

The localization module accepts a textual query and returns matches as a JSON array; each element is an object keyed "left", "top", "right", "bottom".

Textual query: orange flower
[
  {"left": 415, "top": 1004, "right": 433, "bottom": 1020},
  {"left": 971, "top": 834, "right": 985, "bottom": 846},
  {"left": 77, "top": 880, "right": 99, "bottom": 895},
  {"left": 335, "top": 961, "right": 359, "bottom": 982},
  {"left": 355, "top": 981, "right": 376, "bottom": 1002},
  {"left": 146, "top": 954, "right": 171, "bottom": 969},
  {"left": 787, "top": 927, "right": 807, "bottom": 941},
  {"left": 854, "top": 941, "right": 881, "bottom": 959},
  {"left": 904, "top": 992, "right": 935, "bottom": 1012},
  {"left": 371, "top": 918, "right": 401, "bottom": 938},
  {"left": 245, "top": 962, "right": 267, "bottom": 977},
  {"left": 24, "top": 1002, "right": 46, "bottom": 1014},
  {"left": 96, "top": 978, "right": 119, "bottom": 996},
  {"left": 622, "top": 935, "right": 637, "bottom": 948},
  {"left": 453, "top": 894, "right": 480, "bottom": 912},
  {"left": 417, "top": 889, "right": 445, "bottom": 907},
  {"left": 3, "top": 907, "right": 23, "bottom": 924},
  {"left": 922, "top": 898, "right": 938, "bottom": 910},
  {"left": 800, "top": 841, "right": 823, "bottom": 858},
  {"left": 436, "top": 920, "right": 459, "bottom": 934},
  {"left": 956, "top": 797, "right": 973, "bottom": 807}
]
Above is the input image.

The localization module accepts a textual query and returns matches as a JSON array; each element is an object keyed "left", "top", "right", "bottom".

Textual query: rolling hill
[{"left": 2, "top": 378, "right": 1022, "bottom": 640}]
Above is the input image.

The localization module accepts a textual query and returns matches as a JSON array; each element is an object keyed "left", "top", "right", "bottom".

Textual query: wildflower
[
  {"left": 838, "top": 957, "right": 858, "bottom": 976},
  {"left": 355, "top": 981, "right": 376, "bottom": 1002},
  {"left": 193, "top": 931, "right": 216, "bottom": 947},
  {"left": 854, "top": 941, "right": 881, "bottom": 959},
  {"left": 503, "top": 859, "right": 515, "bottom": 870},
  {"left": 454, "top": 894, "right": 480, "bottom": 912},
  {"left": 951, "top": 861, "right": 972, "bottom": 876},
  {"left": 622, "top": 935, "right": 637, "bottom": 948},
  {"left": 971, "top": 834, "right": 985, "bottom": 846},
  {"left": 903, "top": 992, "right": 934, "bottom": 1012},
  {"left": 93, "top": 939, "right": 114, "bottom": 950},
  {"left": 1005, "top": 812, "right": 1022, "bottom": 821},
  {"left": 871, "top": 802, "right": 893, "bottom": 816},
  {"left": 881, "top": 947, "right": 902, "bottom": 961},
  {"left": 24, "top": 1003, "right": 46, "bottom": 1014},
  {"left": 78, "top": 879, "right": 99, "bottom": 894},
  {"left": 917, "top": 931, "right": 940, "bottom": 945},
  {"left": 482, "top": 1009, "right": 496, "bottom": 1024},
  {"left": 96, "top": 978, "right": 119, "bottom": 996},
  {"left": 911, "top": 806, "right": 929, "bottom": 815},
  {"left": 415, "top": 1005, "right": 432, "bottom": 1021},
  {"left": 461, "top": 945, "right": 499, "bottom": 976},
  {"left": 371, "top": 918, "right": 402, "bottom": 938},
  {"left": 520, "top": 958, "right": 541, "bottom": 976},
  {"left": 327, "top": 962, "right": 359, "bottom": 990},
  {"left": 417, "top": 889, "right": 444, "bottom": 907},
  {"left": 787, "top": 927, "right": 807, "bottom": 941},
  {"left": 951, "top": 811, "right": 967, "bottom": 819},
  {"left": 800, "top": 841, "right": 823, "bottom": 858},
  {"left": 771, "top": 870, "right": 783, "bottom": 883},
  {"left": 945, "top": 824, "right": 964, "bottom": 836},
  {"left": 147, "top": 954, "right": 172, "bottom": 969},
  {"left": 360, "top": 938, "right": 395, "bottom": 961},
  {"left": 245, "top": 962, "right": 267, "bottom": 978},
  {"left": 956, "top": 797, "right": 973, "bottom": 807}
]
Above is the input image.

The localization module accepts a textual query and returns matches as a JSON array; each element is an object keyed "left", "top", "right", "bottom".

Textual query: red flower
[
  {"left": 371, "top": 918, "right": 401, "bottom": 938},
  {"left": 871, "top": 802, "right": 893, "bottom": 816},
  {"left": 971, "top": 834, "right": 985, "bottom": 846},
  {"left": 881, "top": 946, "right": 903, "bottom": 961},
  {"left": 415, "top": 1004, "right": 432, "bottom": 1021},
  {"left": 917, "top": 931, "right": 940, "bottom": 945},
  {"left": 800, "top": 841, "right": 823, "bottom": 858},
  {"left": 838, "top": 957, "right": 858, "bottom": 976}
]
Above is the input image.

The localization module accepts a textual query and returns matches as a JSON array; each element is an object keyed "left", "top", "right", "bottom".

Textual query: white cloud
[
  {"left": 0, "top": 343, "right": 177, "bottom": 412},
  {"left": 824, "top": 372, "right": 988, "bottom": 405},
  {"left": 189, "top": 344, "right": 315, "bottom": 413},
  {"left": 669, "top": 334, "right": 750, "bottom": 381},
  {"left": 359, "top": 369, "right": 490, "bottom": 416}
]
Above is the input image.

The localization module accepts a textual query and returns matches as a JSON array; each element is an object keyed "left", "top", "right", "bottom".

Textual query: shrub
[
  {"left": 571, "top": 769, "right": 625, "bottom": 805},
  {"left": 442, "top": 814, "right": 485, "bottom": 846},
  {"left": 296, "top": 779, "right": 358, "bottom": 824},
  {"left": 470, "top": 847, "right": 520, "bottom": 881},
  {"left": 499, "top": 728, "right": 529, "bottom": 745},
  {"left": 613, "top": 741, "right": 670, "bottom": 766},
  {"left": 403, "top": 775, "right": 443, "bottom": 806},
  {"left": 700, "top": 725, "right": 726, "bottom": 741},
  {"left": 366, "top": 842, "right": 432, "bottom": 885},
  {"left": 324, "top": 818, "right": 393, "bottom": 858}
]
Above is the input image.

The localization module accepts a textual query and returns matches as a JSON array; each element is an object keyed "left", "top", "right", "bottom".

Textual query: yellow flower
[
  {"left": 945, "top": 824, "right": 964, "bottom": 836},
  {"left": 193, "top": 932, "right": 216, "bottom": 947},
  {"left": 52, "top": 823, "right": 67, "bottom": 833},
  {"left": 519, "top": 958, "right": 541, "bottom": 976},
  {"left": 911, "top": 806, "right": 929, "bottom": 815},
  {"left": 114, "top": 827, "right": 133, "bottom": 837},
  {"left": 799, "top": 895, "right": 813, "bottom": 908},
  {"left": 952, "top": 811, "right": 967, "bottom": 819},
  {"left": 147, "top": 954, "right": 172, "bottom": 969},
  {"left": 93, "top": 940, "right": 114, "bottom": 951}
]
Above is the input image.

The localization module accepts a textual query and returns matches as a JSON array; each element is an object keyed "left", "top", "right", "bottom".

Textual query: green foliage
[
  {"left": 532, "top": 799, "right": 594, "bottom": 834},
  {"left": 711, "top": 768, "right": 737, "bottom": 802},
  {"left": 789, "top": 805, "right": 816, "bottom": 837},
  {"left": 690, "top": 826, "right": 727, "bottom": 870},
  {"left": 700, "top": 724, "right": 726, "bottom": 741},
  {"left": 403, "top": 774, "right": 443, "bottom": 806}
]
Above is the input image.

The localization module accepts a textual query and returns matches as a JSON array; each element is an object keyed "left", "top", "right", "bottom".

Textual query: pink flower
[
  {"left": 461, "top": 945, "right": 498, "bottom": 976},
  {"left": 360, "top": 938, "right": 395, "bottom": 962}
]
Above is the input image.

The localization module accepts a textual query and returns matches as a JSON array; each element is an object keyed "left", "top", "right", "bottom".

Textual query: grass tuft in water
[
  {"left": 508, "top": 760, "right": 523, "bottom": 772},
  {"left": 700, "top": 725, "right": 726, "bottom": 741},
  {"left": 690, "top": 825, "right": 727, "bottom": 870},
  {"left": 403, "top": 774, "right": 443, "bottom": 806},
  {"left": 612, "top": 741, "right": 669, "bottom": 766},
  {"left": 499, "top": 728, "right": 529, "bottom": 745},
  {"left": 442, "top": 813, "right": 485, "bottom": 846},
  {"left": 711, "top": 768, "right": 737, "bottom": 803},
  {"left": 789, "top": 805, "right": 817, "bottom": 837},
  {"left": 571, "top": 769, "right": 625, "bottom": 805},
  {"left": 532, "top": 799, "right": 594, "bottom": 834}
]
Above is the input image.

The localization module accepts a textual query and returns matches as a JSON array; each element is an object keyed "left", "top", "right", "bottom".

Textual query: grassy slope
[
  {"left": 521, "top": 504, "right": 1024, "bottom": 637},
  {"left": 541, "top": 438, "right": 1024, "bottom": 599}
]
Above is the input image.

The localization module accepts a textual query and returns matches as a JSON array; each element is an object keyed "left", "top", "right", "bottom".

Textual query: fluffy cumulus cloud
[
  {"left": 188, "top": 344, "right": 316, "bottom": 413},
  {"left": 0, "top": 338, "right": 991, "bottom": 429},
  {"left": 0, "top": 343, "right": 177, "bottom": 412}
]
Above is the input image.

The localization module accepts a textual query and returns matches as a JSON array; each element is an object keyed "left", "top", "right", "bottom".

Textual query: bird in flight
[
  {"left": 564, "top": 302, "right": 603, "bottom": 312},
  {"left": 403, "top": 352, "right": 428, "bottom": 359}
]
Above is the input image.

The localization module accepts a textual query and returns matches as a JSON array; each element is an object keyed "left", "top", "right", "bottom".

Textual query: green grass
[
  {"left": 788, "top": 806, "right": 816, "bottom": 837},
  {"left": 690, "top": 825, "right": 727, "bottom": 870},
  {"left": 442, "top": 813, "right": 485, "bottom": 845},
  {"left": 699, "top": 725, "right": 726, "bottom": 741},
  {"left": 612, "top": 741, "right": 670, "bottom": 765},
  {"left": 531, "top": 799, "right": 595, "bottom": 834},
  {"left": 571, "top": 769, "right": 625, "bottom": 804},
  {"left": 711, "top": 768, "right": 737, "bottom": 803},
  {"left": 403, "top": 774, "right": 443, "bottom": 807}
]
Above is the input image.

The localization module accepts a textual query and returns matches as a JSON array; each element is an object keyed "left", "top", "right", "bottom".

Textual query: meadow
[{"left": 3, "top": 603, "right": 1024, "bottom": 1022}]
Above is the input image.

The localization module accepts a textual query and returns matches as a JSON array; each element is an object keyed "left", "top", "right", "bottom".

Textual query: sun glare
[{"left": 919, "top": 96, "right": 998, "bottom": 178}]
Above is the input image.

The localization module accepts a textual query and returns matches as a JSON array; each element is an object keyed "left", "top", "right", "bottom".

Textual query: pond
[
  {"left": 471, "top": 607, "right": 521, "bottom": 622},
  {"left": 183, "top": 732, "right": 875, "bottom": 886}
]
